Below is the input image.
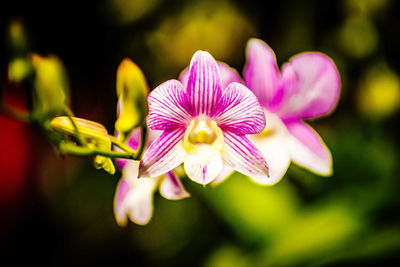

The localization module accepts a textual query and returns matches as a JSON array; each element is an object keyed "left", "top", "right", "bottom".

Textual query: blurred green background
[{"left": 1, "top": 0, "right": 400, "bottom": 266}]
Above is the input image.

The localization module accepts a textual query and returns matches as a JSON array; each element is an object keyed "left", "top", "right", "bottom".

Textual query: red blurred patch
[{"left": 0, "top": 113, "right": 31, "bottom": 207}]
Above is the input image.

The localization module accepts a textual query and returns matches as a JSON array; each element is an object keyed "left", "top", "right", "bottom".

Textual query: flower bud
[
  {"left": 50, "top": 116, "right": 115, "bottom": 175},
  {"left": 115, "top": 58, "right": 149, "bottom": 140}
]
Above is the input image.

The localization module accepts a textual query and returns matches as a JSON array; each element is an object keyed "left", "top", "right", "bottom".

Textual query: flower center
[{"left": 183, "top": 119, "right": 224, "bottom": 153}]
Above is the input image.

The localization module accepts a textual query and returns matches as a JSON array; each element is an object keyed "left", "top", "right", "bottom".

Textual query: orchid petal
[
  {"left": 114, "top": 161, "right": 159, "bottom": 226},
  {"left": 114, "top": 128, "right": 162, "bottom": 170},
  {"left": 286, "top": 120, "right": 332, "bottom": 175},
  {"left": 222, "top": 131, "right": 269, "bottom": 184},
  {"left": 244, "top": 38, "right": 281, "bottom": 110},
  {"left": 139, "top": 128, "right": 186, "bottom": 178},
  {"left": 278, "top": 53, "right": 341, "bottom": 120},
  {"left": 211, "top": 165, "right": 234, "bottom": 186},
  {"left": 248, "top": 112, "right": 291, "bottom": 184},
  {"left": 159, "top": 171, "right": 190, "bottom": 200},
  {"left": 180, "top": 61, "right": 242, "bottom": 90},
  {"left": 215, "top": 82, "right": 266, "bottom": 135},
  {"left": 184, "top": 145, "right": 223, "bottom": 185},
  {"left": 186, "top": 51, "right": 222, "bottom": 116},
  {"left": 147, "top": 79, "right": 192, "bottom": 130}
]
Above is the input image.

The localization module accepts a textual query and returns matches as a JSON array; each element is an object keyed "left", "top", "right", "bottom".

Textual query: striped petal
[
  {"left": 159, "top": 171, "right": 190, "bottom": 200},
  {"left": 244, "top": 38, "right": 282, "bottom": 110},
  {"left": 114, "top": 161, "right": 159, "bottom": 226},
  {"left": 139, "top": 128, "right": 186, "bottom": 178},
  {"left": 214, "top": 82, "right": 266, "bottom": 135},
  {"left": 286, "top": 120, "right": 332, "bottom": 175},
  {"left": 186, "top": 51, "right": 222, "bottom": 116},
  {"left": 147, "top": 79, "right": 192, "bottom": 130},
  {"left": 114, "top": 128, "right": 162, "bottom": 170},
  {"left": 278, "top": 53, "right": 341, "bottom": 120},
  {"left": 184, "top": 145, "right": 223, "bottom": 185},
  {"left": 180, "top": 61, "right": 242, "bottom": 90},
  {"left": 222, "top": 131, "right": 270, "bottom": 184}
]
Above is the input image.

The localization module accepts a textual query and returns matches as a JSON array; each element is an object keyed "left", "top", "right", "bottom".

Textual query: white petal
[
  {"left": 248, "top": 112, "right": 291, "bottom": 185},
  {"left": 184, "top": 145, "right": 223, "bottom": 185},
  {"left": 159, "top": 172, "right": 190, "bottom": 200}
]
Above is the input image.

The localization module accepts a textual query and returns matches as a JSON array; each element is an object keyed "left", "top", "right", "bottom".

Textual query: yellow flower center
[{"left": 183, "top": 119, "right": 224, "bottom": 153}]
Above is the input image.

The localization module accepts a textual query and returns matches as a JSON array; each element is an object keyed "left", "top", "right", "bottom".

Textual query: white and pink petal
[
  {"left": 159, "top": 171, "right": 190, "bottom": 200},
  {"left": 184, "top": 146, "right": 224, "bottom": 185},
  {"left": 147, "top": 80, "right": 192, "bottom": 130},
  {"left": 186, "top": 51, "right": 223, "bottom": 116},
  {"left": 215, "top": 82, "right": 266, "bottom": 135},
  {"left": 139, "top": 128, "right": 186, "bottom": 178},
  {"left": 114, "top": 161, "right": 159, "bottom": 226},
  {"left": 221, "top": 131, "right": 270, "bottom": 184},
  {"left": 180, "top": 61, "right": 242, "bottom": 90},
  {"left": 286, "top": 120, "right": 332, "bottom": 175}
]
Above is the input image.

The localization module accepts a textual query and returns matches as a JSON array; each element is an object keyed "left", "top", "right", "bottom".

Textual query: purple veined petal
[
  {"left": 159, "top": 171, "right": 190, "bottom": 200},
  {"left": 147, "top": 79, "right": 192, "bottom": 130},
  {"left": 248, "top": 112, "right": 292, "bottom": 185},
  {"left": 278, "top": 52, "right": 341, "bottom": 120},
  {"left": 211, "top": 165, "right": 235, "bottom": 186},
  {"left": 221, "top": 131, "right": 270, "bottom": 184},
  {"left": 139, "top": 127, "right": 186, "bottom": 178},
  {"left": 180, "top": 61, "right": 242, "bottom": 90},
  {"left": 114, "top": 128, "right": 162, "bottom": 170},
  {"left": 243, "top": 38, "right": 282, "bottom": 110},
  {"left": 184, "top": 145, "right": 224, "bottom": 185},
  {"left": 214, "top": 82, "right": 266, "bottom": 135},
  {"left": 285, "top": 120, "right": 332, "bottom": 175},
  {"left": 186, "top": 51, "right": 223, "bottom": 116},
  {"left": 113, "top": 161, "right": 159, "bottom": 226}
]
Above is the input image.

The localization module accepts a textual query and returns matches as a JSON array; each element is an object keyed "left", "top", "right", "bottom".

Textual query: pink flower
[
  {"left": 241, "top": 38, "right": 341, "bottom": 184},
  {"left": 114, "top": 129, "right": 190, "bottom": 226},
  {"left": 139, "top": 51, "right": 269, "bottom": 185}
]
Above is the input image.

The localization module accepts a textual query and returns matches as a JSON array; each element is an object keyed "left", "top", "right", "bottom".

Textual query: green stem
[
  {"left": 109, "top": 134, "right": 135, "bottom": 154},
  {"left": 59, "top": 142, "right": 134, "bottom": 159},
  {"left": 133, "top": 125, "right": 147, "bottom": 159},
  {"left": 63, "top": 106, "right": 86, "bottom": 146}
]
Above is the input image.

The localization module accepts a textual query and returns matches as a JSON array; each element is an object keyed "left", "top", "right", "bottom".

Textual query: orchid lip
[{"left": 183, "top": 118, "right": 224, "bottom": 153}]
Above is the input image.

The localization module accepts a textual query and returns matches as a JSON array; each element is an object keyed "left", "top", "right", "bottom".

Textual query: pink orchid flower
[
  {"left": 241, "top": 38, "right": 341, "bottom": 184},
  {"left": 114, "top": 129, "right": 190, "bottom": 226},
  {"left": 139, "top": 50, "right": 269, "bottom": 185}
]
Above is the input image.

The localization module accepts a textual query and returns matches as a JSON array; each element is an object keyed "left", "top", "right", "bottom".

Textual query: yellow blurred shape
[
  {"left": 51, "top": 116, "right": 115, "bottom": 174},
  {"left": 345, "top": 0, "right": 389, "bottom": 16},
  {"left": 8, "top": 18, "right": 28, "bottom": 52},
  {"left": 264, "top": 203, "right": 362, "bottom": 265},
  {"left": 204, "top": 173, "right": 299, "bottom": 241},
  {"left": 115, "top": 58, "right": 149, "bottom": 140},
  {"left": 104, "top": 0, "right": 160, "bottom": 25},
  {"left": 8, "top": 57, "right": 31, "bottom": 83},
  {"left": 357, "top": 63, "right": 400, "bottom": 119},
  {"left": 204, "top": 245, "right": 252, "bottom": 267},
  {"left": 146, "top": 0, "right": 255, "bottom": 78},
  {"left": 338, "top": 16, "right": 377, "bottom": 58},
  {"left": 31, "top": 53, "right": 70, "bottom": 120}
]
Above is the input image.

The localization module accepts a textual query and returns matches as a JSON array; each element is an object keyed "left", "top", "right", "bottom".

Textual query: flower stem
[
  {"left": 59, "top": 142, "right": 134, "bottom": 159},
  {"left": 109, "top": 135, "right": 135, "bottom": 154},
  {"left": 134, "top": 125, "right": 147, "bottom": 159},
  {"left": 63, "top": 106, "right": 86, "bottom": 146}
]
